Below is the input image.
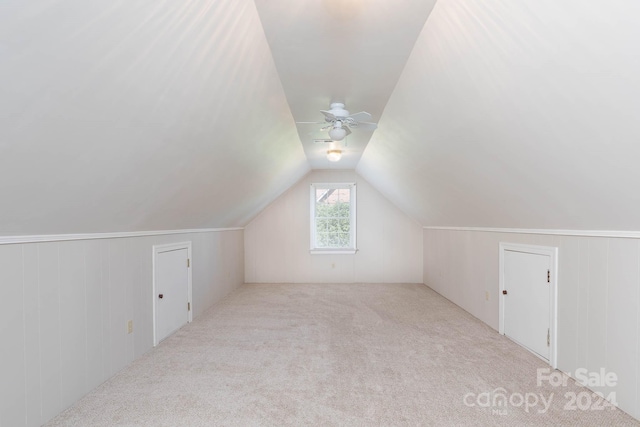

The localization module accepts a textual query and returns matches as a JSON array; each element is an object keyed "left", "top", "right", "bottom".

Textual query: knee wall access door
[
  {"left": 499, "top": 243, "right": 558, "bottom": 368},
  {"left": 153, "top": 242, "right": 192, "bottom": 346}
]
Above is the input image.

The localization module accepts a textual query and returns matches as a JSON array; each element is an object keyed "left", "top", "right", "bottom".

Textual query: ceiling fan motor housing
[{"left": 328, "top": 102, "right": 349, "bottom": 118}]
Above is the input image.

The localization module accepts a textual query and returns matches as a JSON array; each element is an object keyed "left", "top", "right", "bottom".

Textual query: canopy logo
[{"left": 463, "top": 388, "right": 553, "bottom": 415}]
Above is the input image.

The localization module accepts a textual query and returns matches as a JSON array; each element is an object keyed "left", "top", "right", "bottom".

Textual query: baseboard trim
[
  {"left": 0, "top": 227, "right": 244, "bottom": 245},
  {"left": 423, "top": 226, "right": 640, "bottom": 239}
]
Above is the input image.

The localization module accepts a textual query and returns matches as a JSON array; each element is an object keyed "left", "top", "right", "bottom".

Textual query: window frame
[{"left": 309, "top": 182, "right": 357, "bottom": 254}]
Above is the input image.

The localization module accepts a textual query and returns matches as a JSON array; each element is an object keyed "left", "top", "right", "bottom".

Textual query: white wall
[
  {"left": 0, "top": 229, "right": 243, "bottom": 427},
  {"left": 245, "top": 170, "right": 423, "bottom": 283},
  {"left": 424, "top": 228, "right": 640, "bottom": 420}
]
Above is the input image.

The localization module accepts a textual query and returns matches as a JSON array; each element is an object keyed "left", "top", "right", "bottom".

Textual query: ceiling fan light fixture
[
  {"left": 327, "top": 149, "right": 342, "bottom": 162},
  {"left": 328, "top": 126, "right": 347, "bottom": 141}
]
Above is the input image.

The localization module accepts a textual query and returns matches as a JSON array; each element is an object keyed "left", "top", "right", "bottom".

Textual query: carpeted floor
[{"left": 46, "top": 283, "right": 639, "bottom": 426}]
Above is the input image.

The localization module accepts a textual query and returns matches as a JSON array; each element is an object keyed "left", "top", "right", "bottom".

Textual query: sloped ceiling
[
  {"left": 0, "top": 0, "right": 308, "bottom": 235},
  {"left": 358, "top": 0, "right": 640, "bottom": 229},
  {"left": 4, "top": 0, "right": 640, "bottom": 235}
]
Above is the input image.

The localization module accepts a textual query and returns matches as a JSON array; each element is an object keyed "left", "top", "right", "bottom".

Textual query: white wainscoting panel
[
  {"left": 22, "top": 244, "right": 41, "bottom": 427},
  {"left": 606, "top": 239, "right": 639, "bottom": 412},
  {"left": 0, "top": 229, "right": 244, "bottom": 427},
  {"left": 38, "top": 242, "right": 62, "bottom": 423},
  {"left": 0, "top": 244, "right": 26, "bottom": 427},
  {"left": 423, "top": 228, "right": 640, "bottom": 420}
]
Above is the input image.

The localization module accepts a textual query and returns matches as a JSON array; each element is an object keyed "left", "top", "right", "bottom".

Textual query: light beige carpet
[{"left": 46, "top": 283, "right": 639, "bottom": 426}]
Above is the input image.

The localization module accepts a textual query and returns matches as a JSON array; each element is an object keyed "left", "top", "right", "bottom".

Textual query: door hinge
[
  {"left": 188, "top": 302, "right": 191, "bottom": 311},
  {"left": 547, "top": 328, "right": 550, "bottom": 347},
  {"left": 547, "top": 269, "right": 550, "bottom": 283},
  {"left": 187, "top": 258, "right": 190, "bottom": 268}
]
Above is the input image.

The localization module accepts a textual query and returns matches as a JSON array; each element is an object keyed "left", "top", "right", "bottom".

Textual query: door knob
[{"left": 158, "top": 294, "right": 163, "bottom": 299}]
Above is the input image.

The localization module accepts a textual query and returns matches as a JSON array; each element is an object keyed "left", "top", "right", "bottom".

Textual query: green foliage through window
[{"left": 314, "top": 188, "right": 352, "bottom": 249}]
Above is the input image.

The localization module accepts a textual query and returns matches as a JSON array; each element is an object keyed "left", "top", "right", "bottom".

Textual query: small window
[{"left": 310, "top": 183, "right": 356, "bottom": 254}]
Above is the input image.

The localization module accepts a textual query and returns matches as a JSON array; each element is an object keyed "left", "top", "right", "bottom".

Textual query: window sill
[{"left": 310, "top": 248, "right": 357, "bottom": 255}]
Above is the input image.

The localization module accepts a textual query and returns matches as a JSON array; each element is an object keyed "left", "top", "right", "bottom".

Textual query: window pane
[
  {"left": 327, "top": 218, "right": 339, "bottom": 232},
  {"left": 338, "top": 219, "right": 350, "bottom": 233},
  {"left": 337, "top": 189, "right": 350, "bottom": 203},
  {"left": 315, "top": 219, "right": 328, "bottom": 233},
  {"left": 317, "top": 232, "right": 329, "bottom": 247},
  {"left": 338, "top": 233, "right": 350, "bottom": 247}
]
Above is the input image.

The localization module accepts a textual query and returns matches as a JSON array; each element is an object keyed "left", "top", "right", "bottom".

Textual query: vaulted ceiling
[
  {"left": 254, "top": 0, "right": 436, "bottom": 169},
  {"left": 2, "top": 0, "right": 639, "bottom": 234},
  {"left": 358, "top": 0, "right": 640, "bottom": 229},
  {"left": 0, "top": 0, "right": 310, "bottom": 234}
]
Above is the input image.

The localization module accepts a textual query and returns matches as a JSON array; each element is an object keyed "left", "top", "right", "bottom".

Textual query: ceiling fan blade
[
  {"left": 355, "top": 122, "right": 378, "bottom": 131},
  {"left": 348, "top": 111, "right": 373, "bottom": 122},
  {"left": 344, "top": 126, "right": 352, "bottom": 136},
  {"left": 320, "top": 110, "right": 337, "bottom": 121},
  {"left": 296, "top": 121, "right": 326, "bottom": 124}
]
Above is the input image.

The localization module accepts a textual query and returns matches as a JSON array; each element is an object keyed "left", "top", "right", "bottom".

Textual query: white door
[
  {"left": 503, "top": 249, "right": 551, "bottom": 360},
  {"left": 155, "top": 247, "right": 189, "bottom": 344}
]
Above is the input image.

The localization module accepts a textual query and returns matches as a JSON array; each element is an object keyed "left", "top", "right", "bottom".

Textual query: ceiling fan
[{"left": 297, "top": 102, "right": 378, "bottom": 141}]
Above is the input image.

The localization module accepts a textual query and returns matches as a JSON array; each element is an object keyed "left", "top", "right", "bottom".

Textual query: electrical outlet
[
  {"left": 485, "top": 291, "right": 489, "bottom": 301},
  {"left": 127, "top": 320, "right": 133, "bottom": 334},
  {"left": 331, "top": 263, "right": 335, "bottom": 269}
]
